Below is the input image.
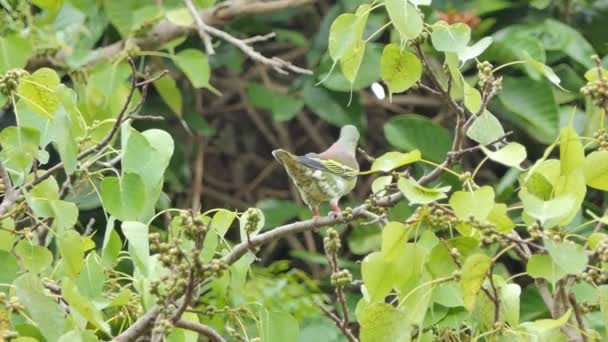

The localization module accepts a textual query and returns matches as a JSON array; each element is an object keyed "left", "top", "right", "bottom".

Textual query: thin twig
[
  {"left": 0, "top": 160, "right": 20, "bottom": 216},
  {"left": 183, "top": 0, "right": 215, "bottom": 55}
]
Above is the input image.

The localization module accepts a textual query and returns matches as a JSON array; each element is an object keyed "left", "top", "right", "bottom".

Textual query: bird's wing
[{"left": 297, "top": 154, "right": 358, "bottom": 179}]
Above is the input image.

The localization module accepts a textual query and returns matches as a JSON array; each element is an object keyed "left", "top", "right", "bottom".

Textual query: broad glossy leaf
[
  {"left": 340, "top": 39, "right": 366, "bottom": 84},
  {"left": 583, "top": 151, "right": 608, "bottom": 190},
  {"left": 381, "top": 221, "right": 409, "bottom": 261},
  {"left": 359, "top": 303, "right": 410, "bottom": 342},
  {"left": 122, "top": 126, "right": 174, "bottom": 190},
  {"left": 102, "top": 217, "right": 121, "bottom": 267},
  {"left": 544, "top": 239, "right": 588, "bottom": 275},
  {"left": 371, "top": 175, "right": 393, "bottom": 195},
  {"left": 0, "top": 251, "right": 18, "bottom": 288},
  {"left": 481, "top": 143, "right": 527, "bottom": 168},
  {"left": 384, "top": 114, "right": 451, "bottom": 162},
  {"left": 397, "top": 177, "right": 450, "bottom": 205},
  {"left": 328, "top": 5, "right": 369, "bottom": 62},
  {"left": 449, "top": 186, "right": 495, "bottom": 222},
  {"left": 428, "top": 244, "right": 457, "bottom": 279},
  {"left": 0, "top": 218, "right": 14, "bottom": 252},
  {"left": 498, "top": 77, "right": 559, "bottom": 144},
  {"left": 173, "top": 49, "right": 213, "bottom": 90},
  {"left": 17, "top": 68, "right": 60, "bottom": 119},
  {"left": 100, "top": 173, "right": 146, "bottom": 221},
  {"left": 57, "top": 230, "right": 85, "bottom": 278},
  {"left": 76, "top": 253, "right": 105, "bottom": 299},
  {"left": 318, "top": 43, "right": 382, "bottom": 92},
  {"left": 103, "top": 0, "right": 140, "bottom": 37},
  {"left": 166, "top": 7, "right": 193, "bottom": 27},
  {"left": 380, "top": 44, "right": 422, "bottom": 99},
  {"left": 461, "top": 254, "right": 492, "bottom": 312},
  {"left": 431, "top": 21, "right": 471, "bottom": 52},
  {"left": 501, "top": 283, "right": 521, "bottom": 326},
  {"left": 370, "top": 150, "right": 421, "bottom": 172},
  {"left": 433, "top": 282, "right": 464, "bottom": 307},
  {"left": 0, "top": 126, "right": 40, "bottom": 171},
  {"left": 524, "top": 52, "right": 563, "bottom": 89},
  {"left": 463, "top": 82, "right": 481, "bottom": 113},
  {"left": 121, "top": 221, "right": 150, "bottom": 276},
  {"left": 15, "top": 273, "right": 66, "bottom": 342},
  {"left": 466, "top": 111, "right": 505, "bottom": 145},
  {"left": 385, "top": 0, "right": 423, "bottom": 41}
]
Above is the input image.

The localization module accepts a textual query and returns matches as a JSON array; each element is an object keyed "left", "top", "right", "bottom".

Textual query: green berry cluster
[
  {"left": 409, "top": 31, "right": 429, "bottom": 46},
  {"left": 477, "top": 219, "right": 503, "bottom": 246},
  {"left": 242, "top": 208, "right": 262, "bottom": 235},
  {"left": 425, "top": 207, "right": 458, "bottom": 230},
  {"left": 593, "top": 128, "right": 608, "bottom": 151},
  {"left": 0, "top": 1, "right": 30, "bottom": 34},
  {"left": 331, "top": 270, "right": 353, "bottom": 287},
  {"left": 595, "top": 238, "right": 608, "bottom": 263},
  {"left": 323, "top": 228, "right": 341, "bottom": 254},
  {"left": 0, "top": 69, "right": 28, "bottom": 97},
  {"left": 577, "top": 268, "right": 608, "bottom": 284},
  {"left": 478, "top": 61, "right": 502, "bottom": 92},
  {"left": 581, "top": 77, "right": 608, "bottom": 110},
  {"left": 0, "top": 293, "right": 23, "bottom": 314},
  {"left": 579, "top": 301, "right": 600, "bottom": 314},
  {"left": 364, "top": 196, "right": 388, "bottom": 216}
]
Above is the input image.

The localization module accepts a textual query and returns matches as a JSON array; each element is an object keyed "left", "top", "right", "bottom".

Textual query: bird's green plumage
[{"left": 272, "top": 125, "right": 360, "bottom": 211}]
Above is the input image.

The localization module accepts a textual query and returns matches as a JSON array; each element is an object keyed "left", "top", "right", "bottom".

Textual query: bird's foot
[
  {"left": 312, "top": 207, "right": 321, "bottom": 221},
  {"left": 329, "top": 203, "right": 341, "bottom": 219}
]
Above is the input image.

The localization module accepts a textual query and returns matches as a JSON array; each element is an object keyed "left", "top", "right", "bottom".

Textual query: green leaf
[
  {"left": 449, "top": 186, "right": 495, "bottom": 222},
  {"left": 380, "top": 43, "right": 422, "bottom": 100},
  {"left": 501, "top": 283, "right": 521, "bottom": 326},
  {"left": 428, "top": 244, "right": 457, "bottom": 279},
  {"left": 302, "top": 82, "right": 364, "bottom": 127},
  {"left": 519, "top": 189, "right": 575, "bottom": 228},
  {"left": 431, "top": 21, "right": 471, "bottom": 52},
  {"left": 14, "top": 273, "right": 66, "bottom": 342},
  {"left": 458, "top": 37, "right": 493, "bottom": 64},
  {"left": 62, "top": 279, "right": 110, "bottom": 334},
  {"left": 246, "top": 82, "right": 304, "bottom": 122},
  {"left": 17, "top": 68, "right": 60, "bottom": 119},
  {"left": 76, "top": 253, "right": 105, "bottom": 299},
  {"left": 583, "top": 151, "right": 608, "bottom": 191},
  {"left": 498, "top": 77, "right": 559, "bottom": 144},
  {"left": 58, "top": 330, "right": 99, "bottom": 342},
  {"left": 259, "top": 310, "right": 299, "bottom": 342},
  {"left": 121, "top": 221, "right": 150, "bottom": 276},
  {"left": 0, "top": 34, "right": 33, "bottom": 74},
  {"left": 362, "top": 252, "right": 393, "bottom": 303},
  {"left": 544, "top": 239, "right": 588, "bottom": 275},
  {"left": 0, "top": 251, "right": 18, "bottom": 289},
  {"left": 463, "top": 82, "right": 482, "bottom": 113},
  {"left": 433, "top": 282, "right": 464, "bottom": 307},
  {"left": 173, "top": 49, "right": 214, "bottom": 91},
  {"left": 101, "top": 173, "right": 146, "bottom": 221},
  {"left": 340, "top": 39, "right": 366, "bottom": 84},
  {"left": 14, "top": 240, "right": 53, "bottom": 273},
  {"left": 487, "top": 204, "right": 514, "bottom": 233},
  {"left": 523, "top": 51, "right": 563, "bottom": 89},
  {"left": 53, "top": 85, "right": 85, "bottom": 175},
  {"left": 328, "top": 5, "right": 369, "bottom": 63},
  {"left": 257, "top": 199, "right": 299, "bottom": 228},
  {"left": 359, "top": 303, "right": 411, "bottom": 342},
  {"left": 559, "top": 126, "right": 584, "bottom": 175},
  {"left": 526, "top": 309, "right": 571, "bottom": 333},
  {"left": 599, "top": 285, "right": 608, "bottom": 336},
  {"left": 103, "top": 0, "right": 140, "bottom": 37},
  {"left": 397, "top": 177, "right": 450, "bottom": 205},
  {"left": 102, "top": 217, "right": 121, "bottom": 267},
  {"left": 210, "top": 209, "right": 236, "bottom": 237},
  {"left": 318, "top": 43, "right": 382, "bottom": 92},
  {"left": 384, "top": 114, "right": 451, "bottom": 162},
  {"left": 460, "top": 254, "right": 492, "bottom": 312},
  {"left": 166, "top": 7, "right": 193, "bottom": 27},
  {"left": 381, "top": 222, "right": 409, "bottom": 261},
  {"left": 57, "top": 230, "right": 85, "bottom": 278},
  {"left": 0, "top": 126, "right": 40, "bottom": 171},
  {"left": 122, "top": 126, "right": 174, "bottom": 190},
  {"left": 466, "top": 111, "right": 505, "bottom": 145},
  {"left": 372, "top": 175, "right": 393, "bottom": 195},
  {"left": 527, "top": 254, "right": 566, "bottom": 285},
  {"left": 0, "top": 218, "right": 15, "bottom": 252},
  {"left": 481, "top": 143, "right": 527, "bottom": 168},
  {"left": 153, "top": 75, "right": 182, "bottom": 117},
  {"left": 385, "top": 0, "right": 423, "bottom": 41},
  {"left": 370, "top": 150, "right": 421, "bottom": 173}
]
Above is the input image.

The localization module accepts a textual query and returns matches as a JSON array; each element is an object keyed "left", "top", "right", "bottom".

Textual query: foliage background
[{"left": 3, "top": 0, "right": 608, "bottom": 341}]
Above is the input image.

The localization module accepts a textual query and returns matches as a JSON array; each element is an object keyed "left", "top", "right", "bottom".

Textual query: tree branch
[
  {"left": 183, "top": 0, "right": 215, "bottom": 55},
  {"left": 174, "top": 320, "right": 226, "bottom": 342}
]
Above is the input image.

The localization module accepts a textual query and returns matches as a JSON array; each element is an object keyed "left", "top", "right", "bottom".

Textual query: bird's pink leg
[
  {"left": 330, "top": 201, "right": 341, "bottom": 215},
  {"left": 311, "top": 207, "right": 321, "bottom": 219}
]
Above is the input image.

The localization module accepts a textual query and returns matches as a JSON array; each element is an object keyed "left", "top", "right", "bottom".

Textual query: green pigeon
[{"left": 272, "top": 125, "right": 360, "bottom": 218}]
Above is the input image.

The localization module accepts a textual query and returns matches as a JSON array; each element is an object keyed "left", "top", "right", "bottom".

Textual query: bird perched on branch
[{"left": 272, "top": 125, "right": 360, "bottom": 218}]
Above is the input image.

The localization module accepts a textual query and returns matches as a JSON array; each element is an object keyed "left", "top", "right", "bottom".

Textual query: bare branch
[
  {"left": 174, "top": 320, "right": 226, "bottom": 342},
  {"left": 0, "top": 160, "right": 20, "bottom": 216}
]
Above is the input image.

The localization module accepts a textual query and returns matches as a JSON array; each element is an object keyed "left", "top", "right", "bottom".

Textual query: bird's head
[{"left": 339, "top": 125, "right": 359, "bottom": 149}]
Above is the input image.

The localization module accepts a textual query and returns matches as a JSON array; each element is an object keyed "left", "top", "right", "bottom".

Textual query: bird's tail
[{"left": 272, "top": 149, "right": 294, "bottom": 165}]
